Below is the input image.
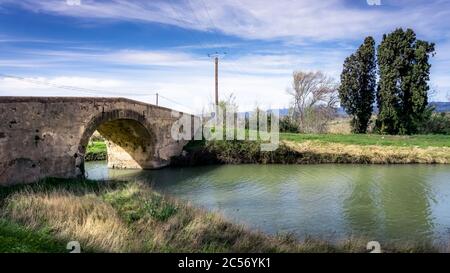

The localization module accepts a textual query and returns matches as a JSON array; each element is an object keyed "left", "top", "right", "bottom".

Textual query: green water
[{"left": 86, "top": 162, "right": 450, "bottom": 245}]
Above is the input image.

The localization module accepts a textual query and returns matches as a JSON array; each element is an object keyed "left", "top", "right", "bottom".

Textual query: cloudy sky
[{"left": 0, "top": 0, "right": 449, "bottom": 113}]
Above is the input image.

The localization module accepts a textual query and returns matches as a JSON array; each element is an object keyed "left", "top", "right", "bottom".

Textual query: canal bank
[
  {"left": 172, "top": 138, "right": 450, "bottom": 166},
  {"left": 85, "top": 134, "right": 450, "bottom": 165},
  {"left": 48, "top": 134, "right": 450, "bottom": 253},
  {"left": 86, "top": 162, "right": 450, "bottom": 250},
  {"left": 0, "top": 178, "right": 441, "bottom": 253}
]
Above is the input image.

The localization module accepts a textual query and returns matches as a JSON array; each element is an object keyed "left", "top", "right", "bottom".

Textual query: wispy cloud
[
  {"left": 2, "top": 0, "right": 449, "bottom": 42},
  {"left": 0, "top": 44, "right": 349, "bottom": 77},
  {"left": 1, "top": 0, "right": 449, "bottom": 105}
]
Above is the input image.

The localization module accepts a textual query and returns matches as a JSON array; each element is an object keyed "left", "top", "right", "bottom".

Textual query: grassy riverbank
[
  {"left": 0, "top": 179, "right": 440, "bottom": 253},
  {"left": 174, "top": 133, "right": 450, "bottom": 165},
  {"left": 87, "top": 133, "right": 450, "bottom": 165}
]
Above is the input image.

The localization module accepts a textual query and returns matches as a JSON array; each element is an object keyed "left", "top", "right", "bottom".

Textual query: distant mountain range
[
  {"left": 272, "top": 101, "right": 450, "bottom": 117},
  {"left": 430, "top": 102, "right": 450, "bottom": 113}
]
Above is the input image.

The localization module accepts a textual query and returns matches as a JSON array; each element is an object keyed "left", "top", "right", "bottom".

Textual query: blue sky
[{"left": 0, "top": 0, "right": 449, "bottom": 112}]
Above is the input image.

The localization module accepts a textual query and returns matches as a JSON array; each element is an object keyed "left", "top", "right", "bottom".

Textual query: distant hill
[
  {"left": 430, "top": 102, "right": 450, "bottom": 112},
  {"left": 270, "top": 101, "right": 450, "bottom": 117}
]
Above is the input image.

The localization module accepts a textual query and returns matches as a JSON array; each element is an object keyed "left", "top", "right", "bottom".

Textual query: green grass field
[
  {"left": 281, "top": 133, "right": 450, "bottom": 148},
  {"left": 0, "top": 220, "right": 66, "bottom": 253},
  {"left": 87, "top": 141, "right": 107, "bottom": 154},
  {"left": 86, "top": 141, "right": 107, "bottom": 161}
]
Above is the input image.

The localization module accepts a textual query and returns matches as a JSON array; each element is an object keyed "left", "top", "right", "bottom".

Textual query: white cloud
[
  {"left": 1, "top": 0, "right": 449, "bottom": 107},
  {"left": 2, "top": 0, "right": 449, "bottom": 42},
  {"left": 0, "top": 70, "right": 293, "bottom": 113},
  {"left": 109, "top": 50, "right": 208, "bottom": 67},
  {"left": 2, "top": 41, "right": 447, "bottom": 113},
  {"left": 2, "top": 46, "right": 347, "bottom": 76}
]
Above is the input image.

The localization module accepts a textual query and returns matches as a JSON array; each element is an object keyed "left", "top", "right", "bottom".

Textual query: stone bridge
[{"left": 0, "top": 97, "right": 196, "bottom": 185}]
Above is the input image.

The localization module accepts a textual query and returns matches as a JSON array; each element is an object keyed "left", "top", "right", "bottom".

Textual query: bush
[
  {"left": 419, "top": 113, "right": 450, "bottom": 135},
  {"left": 279, "top": 116, "right": 300, "bottom": 133}
]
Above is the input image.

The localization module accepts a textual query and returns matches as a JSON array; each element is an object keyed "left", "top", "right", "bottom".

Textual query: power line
[
  {"left": 0, "top": 73, "right": 194, "bottom": 111},
  {"left": 0, "top": 73, "right": 155, "bottom": 97},
  {"left": 169, "top": 0, "right": 245, "bottom": 78},
  {"left": 167, "top": 0, "right": 207, "bottom": 49},
  {"left": 157, "top": 93, "right": 193, "bottom": 110},
  {"left": 196, "top": 0, "right": 248, "bottom": 77}
]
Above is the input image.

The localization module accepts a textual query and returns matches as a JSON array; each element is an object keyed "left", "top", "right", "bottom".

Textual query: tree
[
  {"left": 338, "top": 36, "right": 377, "bottom": 133},
  {"left": 287, "top": 71, "right": 338, "bottom": 133},
  {"left": 376, "top": 28, "right": 435, "bottom": 134}
]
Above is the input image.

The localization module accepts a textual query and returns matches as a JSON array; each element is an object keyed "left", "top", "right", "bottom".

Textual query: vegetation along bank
[
  {"left": 85, "top": 133, "right": 450, "bottom": 165},
  {"left": 0, "top": 179, "right": 442, "bottom": 253},
  {"left": 172, "top": 134, "right": 450, "bottom": 166}
]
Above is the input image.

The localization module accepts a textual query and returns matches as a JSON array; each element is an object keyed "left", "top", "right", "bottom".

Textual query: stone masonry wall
[{"left": 0, "top": 97, "right": 194, "bottom": 185}]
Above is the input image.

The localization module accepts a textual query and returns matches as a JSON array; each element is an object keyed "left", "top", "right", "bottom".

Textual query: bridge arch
[
  {"left": 0, "top": 97, "right": 192, "bottom": 185},
  {"left": 76, "top": 109, "right": 158, "bottom": 177}
]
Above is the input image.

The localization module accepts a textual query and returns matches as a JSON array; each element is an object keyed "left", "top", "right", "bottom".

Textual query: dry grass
[
  {"left": 184, "top": 137, "right": 450, "bottom": 165},
  {"left": 0, "top": 179, "right": 442, "bottom": 253},
  {"left": 327, "top": 118, "right": 352, "bottom": 134},
  {"left": 284, "top": 140, "right": 450, "bottom": 164},
  {"left": 3, "top": 189, "right": 133, "bottom": 252},
  {"left": 1, "top": 181, "right": 308, "bottom": 253}
]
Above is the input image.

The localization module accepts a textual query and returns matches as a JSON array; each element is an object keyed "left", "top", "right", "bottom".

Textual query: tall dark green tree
[
  {"left": 338, "top": 36, "right": 376, "bottom": 133},
  {"left": 376, "top": 28, "right": 435, "bottom": 134}
]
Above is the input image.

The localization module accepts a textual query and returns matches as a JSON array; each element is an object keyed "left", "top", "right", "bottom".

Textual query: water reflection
[{"left": 86, "top": 162, "right": 450, "bottom": 244}]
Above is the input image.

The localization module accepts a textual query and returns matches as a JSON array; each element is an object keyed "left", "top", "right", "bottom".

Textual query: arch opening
[
  {"left": 98, "top": 119, "right": 155, "bottom": 169},
  {"left": 77, "top": 110, "right": 158, "bottom": 178}
]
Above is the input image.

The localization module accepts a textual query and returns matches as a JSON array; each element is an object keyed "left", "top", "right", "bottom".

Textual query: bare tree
[{"left": 287, "top": 71, "right": 338, "bottom": 133}]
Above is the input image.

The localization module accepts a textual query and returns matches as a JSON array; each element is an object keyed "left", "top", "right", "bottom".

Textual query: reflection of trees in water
[
  {"left": 93, "top": 163, "right": 439, "bottom": 244},
  {"left": 123, "top": 165, "right": 223, "bottom": 188},
  {"left": 379, "top": 167, "right": 434, "bottom": 243},
  {"left": 342, "top": 166, "right": 434, "bottom": 244},
  {"left": 342, "top": 167, "right": 381, "bottom": 238}
]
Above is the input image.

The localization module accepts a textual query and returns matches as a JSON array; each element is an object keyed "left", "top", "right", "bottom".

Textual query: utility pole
[
  {"left": 208, "top": 52, "right": 226, "bottom": 106},
  {"left": 214, "top": 56, "right": 218, "bottom": 106}
]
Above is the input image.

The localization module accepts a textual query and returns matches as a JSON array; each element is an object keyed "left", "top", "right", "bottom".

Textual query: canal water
[{"left": 86, "top": 161, "right": 450, "bottom": 245}]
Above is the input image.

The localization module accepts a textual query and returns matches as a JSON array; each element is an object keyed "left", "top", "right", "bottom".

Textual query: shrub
[
  {"left": 279, "top": 116, "right": 300, "bottom": 133},
  {"left": 419, "top": 112, "right": 450, "bottom": 135}
]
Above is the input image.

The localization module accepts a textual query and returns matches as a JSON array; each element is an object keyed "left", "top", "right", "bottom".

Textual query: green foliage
[
  {"left": 103, "top": 188, "right": 145, "bottom": 223},
  {"left": 418, "top": 112, "right": 450, "bottom": 135},
  {"left": 376, "top": 28, "right": 435, "bottom": 134},
  {"left": 279, "top": 116, "right": 300, "bottom": 133},
  {"left": 339, "top": 36, "right": 377, "bottom": 133},
  {"left": 85, "top": 141, "right": 107, "bottom": 161},
  {"left": 0, "top": 220, "right": 66, "bottom": 253},
  {"left": 103, "top": 186, "right": 178, "bottom": 223},
  {"left": 143, "top": 195, "right": 178, "bottom": 222}
]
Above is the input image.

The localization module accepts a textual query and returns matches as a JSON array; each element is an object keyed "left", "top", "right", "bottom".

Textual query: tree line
[{"left": 339, "top": 28, "right": 435, "bottom": 135}]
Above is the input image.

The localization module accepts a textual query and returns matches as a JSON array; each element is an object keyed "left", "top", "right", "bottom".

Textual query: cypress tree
[
  {"left": 376, "top": 28, "right": 435, "bottom": 134},
  {"left": 338, "top": 36, "right": 376, "bottom": 133}
]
